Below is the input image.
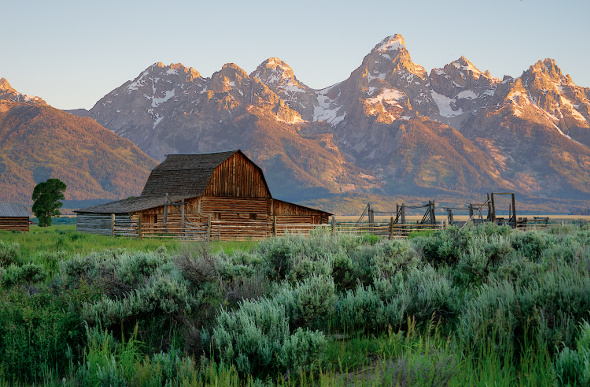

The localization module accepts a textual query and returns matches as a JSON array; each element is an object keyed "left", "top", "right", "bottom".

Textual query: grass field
[{"left": 1, "top": 222, "right": 589, "bottom": 385}]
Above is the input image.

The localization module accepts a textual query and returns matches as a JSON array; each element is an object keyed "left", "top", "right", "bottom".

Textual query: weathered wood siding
[
  {"left": 273, "top": 199, "right": 330, "bottom": 224},
  {"left": 203, "top": 153, "right": 271, "bottom": 198},
  {"left": 76, "top": 213, "right": 131, "bottom": 235},
  {"left": 0, "top": 217, "right": 29, "bottom": 232}
]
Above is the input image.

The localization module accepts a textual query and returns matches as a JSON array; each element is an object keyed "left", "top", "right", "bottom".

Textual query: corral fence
[
  {"left": 86, "top": 194, "right": 550, "bottom": 241},
  {"left": 108, "top": 214, "right": 332, "bottom": 241},
  {"left": 331, "top": 217, "right": 443, "bottom": 238}
]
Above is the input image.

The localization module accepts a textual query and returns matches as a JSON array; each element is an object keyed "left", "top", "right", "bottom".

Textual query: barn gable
[{"left": 141, "top": 150, "right": 270, "bottom": 198}]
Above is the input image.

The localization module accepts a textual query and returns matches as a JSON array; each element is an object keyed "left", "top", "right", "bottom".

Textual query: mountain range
[{"left": 2, "top": 34, "right": 590, "bottom": 212}]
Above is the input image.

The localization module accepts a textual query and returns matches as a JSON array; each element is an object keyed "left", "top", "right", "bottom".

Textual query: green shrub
[
  {"left": 335, "top": 284, "right": 382, "bottom": 333},
  {"left": 0, "top": 241, "right": 20, "bottom": 267},
  {"left": 453, "top": 235, "right": 513, "bottom": 286},
  {"left": 258, "top": 237, "right": 295, "bottom": 281},
  {"left": 404, "top": 265, "right": 457, "bottom": 321},
  {"left": 511, "top": 231, "right": 551, "bottom": 260},
  {"left": 82, "top": 272, "right": 200, "bottom": 327},
  {"left": 118, "top": 250, "right": 172, "bottom": 286},
  {"left": 280, "top": 327, "right": 327, "bottom": 374},
  {"left": 293, "top": 275, "right": 335, "bottom": 329},
  {"left": 211, "top": 297, "right": 328, "bottom": 377},
  {"left": 412, "top": 226, "right": 475, "bottom": 267},
  {"left": 1, "top": 262, "right": 47, "bottom": 287},
  {"left": 287, "top": 252, "right": 333, "bottom": 284},
  {"left": 332, "top": 249, "right": 357, "bottom": 291},
  {"left": 212, "top": 298, "right": 289, "bottom": 376}
]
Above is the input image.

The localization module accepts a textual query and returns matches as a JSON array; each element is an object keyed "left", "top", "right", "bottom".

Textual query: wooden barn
[
  {"left": 0, "top": 203, "right": 31, "bottom": 233},
  {"left": 75, "top": 150, "right": 332, "bottom": 240}
]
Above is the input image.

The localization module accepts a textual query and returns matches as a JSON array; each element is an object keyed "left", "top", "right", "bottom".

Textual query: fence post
[
  {"left": 273, "top": 215, "right": 277, "bottom": 237},
  {"left": 137, "top": 213, "right": 142, "bottom": 240},
  {"left": 389, "top": 216, "right": 394, "bottom": 240},
  {"left": 207, "top": 214, "right": 211, "bottom": 242},
  {"left": 111, "top": 213, "right": 115, "bottom": 237},
  {"left": 331, "top": 216, "right": 336, "bottom": 236},
  {"left": 181, "top": 199, "right": 185, "bottom": 239}
]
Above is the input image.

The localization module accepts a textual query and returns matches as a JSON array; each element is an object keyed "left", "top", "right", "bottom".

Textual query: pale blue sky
[{"left": 2, "top": 0, "right": 588, "bottom": 109}]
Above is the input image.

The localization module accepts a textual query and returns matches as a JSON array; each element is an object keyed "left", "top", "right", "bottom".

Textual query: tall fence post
[
  {"left": 273, "top": 215, "right": 277, "bottom": 237},
  {"left": 111, "top": 213, "right": 115, "bottom": 237},
  {"left": 137, "top": 213, "right": 142, "bottom": 240},
  {"left": 389, "top": 216, "right": 394, "bottom": 240},
  {"left": 207, "top": 214, "right": 211, "bottom": 242}
]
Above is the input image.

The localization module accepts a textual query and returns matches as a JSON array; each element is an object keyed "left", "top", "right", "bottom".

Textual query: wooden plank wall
[
  {"left": 77, "top": 213, "right": 132, "bottom": 235},
  {"left": 0, "top": 217, "right": 29, "bottom": 232},
  {"left": 273, "top": 200, "right": 330, "bottom": 223},
  {"left": 203, "top": 153, "right": 271, "bottom": 198},
  {"left": 202, "top": 196, "right": 271, "bottom": 240}
]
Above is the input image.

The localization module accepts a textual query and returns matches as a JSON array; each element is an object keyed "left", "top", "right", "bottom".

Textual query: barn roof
[
  {"left": 75, "top": 195, "right": 187, "bottom": 214},
  {"left": 76, "top": 150, "right": 270, "bottom": 214},
  {"left": 141, "top": 150, "right": 250, "bottom": 197},
  {"left": 0, "top": 203, "right": 31, "bottom": 217}
]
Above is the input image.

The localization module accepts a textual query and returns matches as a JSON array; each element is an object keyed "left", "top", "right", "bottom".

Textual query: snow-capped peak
[
  {"left": 375, "top": 34, "right": 406, "bottom": 53},
  {"left": 0, "top": 78, "right": 44, "bottom": 104},
  {"left": 451, "top": 56, "right": 482, "bottom": 77}
]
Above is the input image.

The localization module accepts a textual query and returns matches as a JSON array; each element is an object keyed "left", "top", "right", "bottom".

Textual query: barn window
[
  {"left": 249, "top": 213, "right": 257, "bottom": 220},
  {"left": 213, "top": 212, "right": 221, "bottom": 220}
]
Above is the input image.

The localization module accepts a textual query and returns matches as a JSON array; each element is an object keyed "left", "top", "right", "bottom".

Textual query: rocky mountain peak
[
  {"left": 0, "top": 78, "right": 15, "bottom": 92},
  {"left": 210, "top": 63, "right": 250, "bottom": 93},
  {"left": 0, "top": 78, "right": 44, "bottom": 104},
  {"left": 219, "top": 63, "right": 248, "bottom": 78},
  {"left": 451, "top": 56, "right": 482, "bottom": 78},
  {"left": 374, "top": 34, "right": 406, "bottom": 54},
  {"left": 529, "top": 58, "right": 563, "bottom": 79},
  {"left": 251, "top": 57, "right": 306, "bottom": 89}
]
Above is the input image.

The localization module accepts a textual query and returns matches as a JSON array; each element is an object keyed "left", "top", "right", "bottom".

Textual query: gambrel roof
[
  {"left": 76, "top": 150, "right": 272, "bottom": 214},
  {"left": 142, "top": 150, "right": 246, "bottom": 197}
]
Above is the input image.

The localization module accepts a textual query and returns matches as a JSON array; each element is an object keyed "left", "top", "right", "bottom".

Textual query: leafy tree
[{"left": 32, "top": 178, "right": 66, "bottom": 227}]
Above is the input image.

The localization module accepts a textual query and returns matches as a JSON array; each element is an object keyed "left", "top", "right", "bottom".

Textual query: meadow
[{"left": 1, "top": 222, "right": 590, "bottom": 385}]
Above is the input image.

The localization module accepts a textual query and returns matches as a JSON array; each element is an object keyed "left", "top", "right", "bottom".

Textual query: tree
[{"left": 32, "top": 178, "right": 67, "bottom": 227}]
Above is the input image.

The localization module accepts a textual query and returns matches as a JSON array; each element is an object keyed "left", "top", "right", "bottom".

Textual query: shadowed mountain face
[{"left": 0, "top": 79, "right": 157, "bottom": 204}]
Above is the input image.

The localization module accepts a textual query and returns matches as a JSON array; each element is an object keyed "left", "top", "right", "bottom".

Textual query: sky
[{"left": 2, "top": 0, "right": 589, "bottom": 110}]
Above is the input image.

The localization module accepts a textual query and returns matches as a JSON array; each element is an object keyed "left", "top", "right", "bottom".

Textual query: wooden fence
[
  {"left": 106, "top": 214, "right": 444, "bottom": 241},
  {"left": 333, "top": 219, "right": 443, "bottom": 238}
]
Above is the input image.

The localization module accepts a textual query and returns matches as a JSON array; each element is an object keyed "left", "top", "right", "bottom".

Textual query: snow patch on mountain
[
  {"left": 152, "top": 89, "right": 175, "bottom": 107},
  {"left": 431, "top": 91, "right": 462, "bottom": 117},
  {"left": 313, "top": 87, "right": 345, "bottom": 125},
  {"left": 366, "top": 89, "right": 405, "bottom": 106},
  {"left": 559, "top": 95, "right": 588, "bottom": 122},
  {"left": 457, "top": 90, "right": 477, "bottom": 99}
]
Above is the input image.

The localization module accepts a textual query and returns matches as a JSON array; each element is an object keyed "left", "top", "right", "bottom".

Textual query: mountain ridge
[
  {"left": 24, "top": 34, "right": 590, "bottom": 210},
  {"left": 0, "top": 93, "right": 158, "bottom": 204}
]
